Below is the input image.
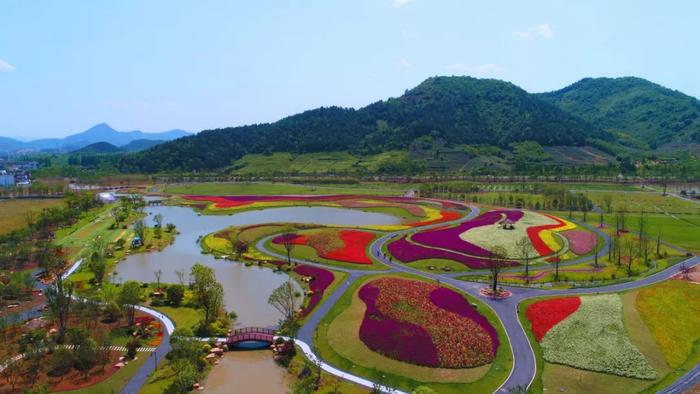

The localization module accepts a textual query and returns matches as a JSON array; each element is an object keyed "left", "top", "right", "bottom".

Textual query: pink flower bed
[
  {"left": 411, "top": 210, "right": 524, "bottom": 256},
  {"left": 387, "top": 236, "right": 518, "bottom": 269},
  {"left": 358, "top": 278, "right": 498, "bottom": 368},
  {"left": 561, "top": 230, "right": 597, "bottom": 255},
  {"left": 293, "top": 265, "right": 334, "bottom": 317}
]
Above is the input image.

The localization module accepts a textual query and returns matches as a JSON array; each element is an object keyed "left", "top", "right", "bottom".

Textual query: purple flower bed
[
  {"left": 358, "top": 284, "right": 441, "bottom": 367},
  {"left": 429, "top": 287, "right": 499, "bottom": 355},
  {"left": 411, "top": 210, "right": 524, "bottom": 257},
  {"left": 387, "top": 236, "right": 518, "bottom": 269},
  {"left": 561, "top": 230, "right": 597, "bottom": 255},
  {"left": 294, "top": 265, "right": 335, "bottom": 317}
]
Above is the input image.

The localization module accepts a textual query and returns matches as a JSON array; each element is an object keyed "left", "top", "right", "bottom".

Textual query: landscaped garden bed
[
  {"left": 387, "top": 235, "right": 517, "bottom": 269},
  {"left": 272, "top": 229, "right": 376, "bottom": 265},
  {"left": 358, "top": 277, "right": 498, "bottom": 368},
  {"left": 527, "top": 294, "right": 656, "bottom": 379}
]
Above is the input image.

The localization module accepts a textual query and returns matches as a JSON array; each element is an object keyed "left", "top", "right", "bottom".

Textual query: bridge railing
[{"left": 229, "top": 327, "right": 276, "bottom": 337}]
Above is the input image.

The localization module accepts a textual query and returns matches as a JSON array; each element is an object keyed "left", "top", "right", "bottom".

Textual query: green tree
[
  {"left": 49, "top": 348, "right": 74, "bottom": 378},
  {"left": 45, "top": 275, "right": 73, "bottom": 343},
  {"left": 167, "top": 284, "right": 186, "bottom": 306},
  {"left": 118, "top": 281, "right": 141, "bottom": 326},
  {"left": 74, "top": 338, "right": 98, "bottom": 379}
]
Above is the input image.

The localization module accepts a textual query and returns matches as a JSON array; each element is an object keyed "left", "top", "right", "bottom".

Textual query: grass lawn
[
  {"left": 62, "top": 354, "right": 148, "bottom": 394},
  {"left": 153, "top": 305, "right": 203, "bottom": 332},
  {"left": 0, "top": 198, "right": 65, "bottom": 235},
  {"left": 140, "top": 359, "right": 176, "bottom": 394},
  {"left": 162, "top": 181, "right": 411, "bottom": 196},
  {"left": 313, "top": 273, "right": 512, "bottom": 394}
]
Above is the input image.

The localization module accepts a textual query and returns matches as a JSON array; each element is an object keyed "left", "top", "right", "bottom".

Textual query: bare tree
[
  {"left": 279, "top": 231, "right": 297, "bottom": 265},
  {"left": 515, "top": 237, "right": 535, "bottom": 283},
  {"left": 268, "top": 280, "right": 299, "bottom": 336},
  {"left": 154, "top": 269, "right": 163, "bottom": 290},
  {"left": 602, "top": 194, "right": 613, "bottom": 214},
  {"left": 488, "top": 245, "right": 509, "bottom": 294},
  {"left": 175, "top": 269, "right": 186, "bottom": 286}
]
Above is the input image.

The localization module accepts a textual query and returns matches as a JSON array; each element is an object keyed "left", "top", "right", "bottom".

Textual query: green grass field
[
  {"left": 230, "top": 150, "right": 409, "bottom": 175},
  {"left": 62, "top": 354, "right": 148, "bottom": 394},
  {"left": 0, "top": 198, "right": 65, "bottom": 235}
]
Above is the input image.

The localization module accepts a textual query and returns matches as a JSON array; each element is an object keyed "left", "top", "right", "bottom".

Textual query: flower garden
[
  {"left": 387, "top": 208, "right": 597, "bottom": 272},
  {"left": 358, "top": 277, "right": 498, "bottom": 368},
  {"left": 272, "top": 228, "right": 376, "bottom": 265},
  {"left": 293, "top": 264, "right": 335, "bottom": 317},
  {"left": 521, "top": 279, "right": 700, "bottom": 393},
  {"left": 316, "top": 275, "right": 512, "bottom": 393}
]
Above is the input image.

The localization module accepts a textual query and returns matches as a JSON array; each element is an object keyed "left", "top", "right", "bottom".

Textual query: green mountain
[
  {"left": 73, "top": 141, "right": 121, "bottom": 154},
  {"left": 538, "top": 77, "right": 700, "bottom": 149},
  {"left": 124, "top": 76, "right": 608, "bottom": 172}
]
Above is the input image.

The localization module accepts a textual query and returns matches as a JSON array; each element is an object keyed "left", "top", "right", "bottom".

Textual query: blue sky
[{"left": 0, "top": 0, "right": 697, "bottom": 138}]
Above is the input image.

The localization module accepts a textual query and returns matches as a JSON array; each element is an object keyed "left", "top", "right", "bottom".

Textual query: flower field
[
  {"left": 526, "top": 297, "right": 581, "bottom": 341},
  {"left": 538, "top": 294, "right": 656, "bottom": 379},
  {"left": 387, "top": 236, "right": 518, "bottom": 269},
  {"left": 527, "top": 214, "right": 576, "bottom": 257},
  {"left": 561, "top": 230, "right": 597, "bottom": 255},
  {"left": 636, "top": 280, "right": 700, "bottom": 368},
  {"left": 358, "top": 278, "right": 498, "bottom": 368},
  {"left": 293, "top": 264, "right": 335, "bottom": 317},
  {"left": 411, "top": 210, "right": 524, "bottom": 257},
  {"left": 273, "top": 228, "right": 375, "bottom": 264}
]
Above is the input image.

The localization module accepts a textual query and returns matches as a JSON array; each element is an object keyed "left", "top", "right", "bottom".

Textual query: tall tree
[
  {"left": 279, "top": 231, "right": 298, "bottom": 265},
  {"left": 268, "top": 280, "right": 299, "bottom": 336},
  {"left": 118, "top": 281, "right": 141, "bottom": 327},
  {"left": 45, "top": 275, "right": 73, "bottom": 343},
  {"left": 488, "top": 245, "right": 509, "bottom": 294},
  {"left": 515, "top": 237, "right": 535, "bottom": 283}
]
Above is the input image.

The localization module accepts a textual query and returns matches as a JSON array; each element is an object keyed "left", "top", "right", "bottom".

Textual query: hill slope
[
  {"left": 538, "top": 77, "right": 700, "bottom": 148},
  {"left": 125, "top": 76, "right": 607, "bottom": 172},
  {"left": 72, "top": 141, "right": 121, "bottom": 154}
]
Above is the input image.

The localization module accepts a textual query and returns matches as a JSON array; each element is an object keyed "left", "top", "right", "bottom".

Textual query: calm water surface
[
  {"left": 113, "top": 204, "right": 398, "bottom": 326},
  {"left": 204, "top": 350, "right": 289, "bottom": 393}
]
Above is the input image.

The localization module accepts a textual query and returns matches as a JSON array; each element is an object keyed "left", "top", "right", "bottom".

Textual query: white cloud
[
  {"left": 0, "top": 59, "right": 15, "bottom": 72},
  {"left": 395, "top": 58, "right": 412, "bottom": 70},
  {"left": 513, "top": 23, "right": 555, "bottom": 40},
  {"left": 392, "top": 0, "right": 413, "bottom": 8},
  {"left": 444, "top": 63, "right": 505, "bottom": 77}
]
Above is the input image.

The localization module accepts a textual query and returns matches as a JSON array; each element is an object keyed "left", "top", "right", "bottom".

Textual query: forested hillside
[
  {"left": 123, "top": 76, "right": 608, "bottom": 172},
  {"left": 539, "top": 77, "right": 700, "bottom": 148}
]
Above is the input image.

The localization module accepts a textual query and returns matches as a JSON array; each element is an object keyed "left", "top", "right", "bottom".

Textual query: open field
[
  {"left": 162, "top": 181, "right": 413, "bottom": 196},
  {"left": 0, "top": 198, "right": 65, "bottom": 235},
  {"left": 230, "top": 150, "right": 410, "bottom": 175}
]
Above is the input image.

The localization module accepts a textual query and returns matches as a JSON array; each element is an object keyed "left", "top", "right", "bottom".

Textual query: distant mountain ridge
[
  {"left": 125, "top": 76, "right": 609, "bottom": 172},
  {"left": 0, "top": 123, "right": 190, "bottom": 153},
  {"left": 538, "top": 77, "right": 700, "bottom": 148}
]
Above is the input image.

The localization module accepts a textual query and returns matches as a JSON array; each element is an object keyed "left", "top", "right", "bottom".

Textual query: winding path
[{"left": 256, "top": 203, "right": 700, "bottom": 394}]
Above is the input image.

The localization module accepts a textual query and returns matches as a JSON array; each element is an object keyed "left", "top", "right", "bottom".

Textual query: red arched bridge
[{"left": 226, "top": 327, "right": 276, "bottom": 345}]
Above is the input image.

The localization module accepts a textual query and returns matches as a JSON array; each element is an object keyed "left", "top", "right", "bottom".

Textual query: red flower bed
[
  {"left": 409, "top": 210, "right": 462, "bottom": 227},
  {"left": 274, "top": 230, "right": 374, "bottom": 265},
  {"left": 293, "top": 265, "right": 334, "bottom": 317},
  {"left": 526, "top": 214, "right": 567, "bottom": 257},
  {"left": 526, "top": 297, "right": 581, "bottom": 341},
  {"left": 323, "top": 230, "right": 374, "bottom": 264},
  {"left": 358, "top": 278, "right": 498, "bottom": 368},
  {"left": 561, "top": 230, "right": 597, "bottom": 255}
]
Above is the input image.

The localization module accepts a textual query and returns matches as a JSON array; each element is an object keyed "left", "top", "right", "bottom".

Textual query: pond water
[
  {"left": 203, "top": 350, "right": 289, "bottom": 393},
  {"left": 113, "top": 204, "right": 399, "bottom": 326}
]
